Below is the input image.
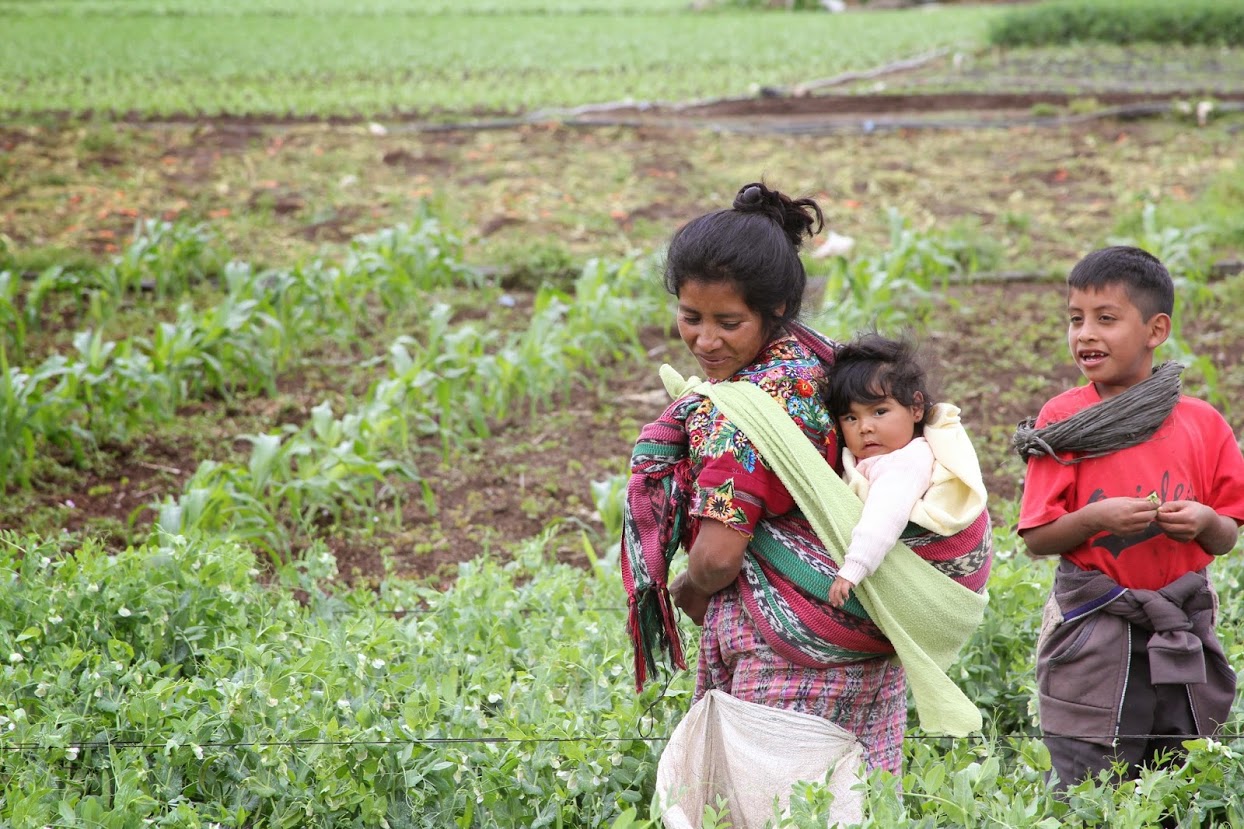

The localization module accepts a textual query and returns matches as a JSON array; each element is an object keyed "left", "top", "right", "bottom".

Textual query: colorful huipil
[{"left": 621, "top": 322, "right": 991, "bottom": 692}]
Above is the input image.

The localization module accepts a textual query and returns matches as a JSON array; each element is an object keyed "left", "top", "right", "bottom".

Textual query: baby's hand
[{"left": 829, "top": 576, "right": 855, "bottom": 608}]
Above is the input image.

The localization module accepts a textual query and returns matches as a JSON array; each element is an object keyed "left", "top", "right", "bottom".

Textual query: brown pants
[{"left": 1045, "top": 622, "right": 1197, "bottom": 793}]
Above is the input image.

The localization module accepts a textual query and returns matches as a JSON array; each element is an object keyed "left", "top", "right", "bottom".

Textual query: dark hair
[
  {"left": 1067, "top": 245, "right": 1174, "bottom": 321},
  {"left": 663, "top": 181, "right": 824, "bottom": 338},
  {"left": 826, "top": 333, "right": 933, "bottom": 426}
]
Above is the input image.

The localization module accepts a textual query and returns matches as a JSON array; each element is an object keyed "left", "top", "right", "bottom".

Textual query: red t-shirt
[{"left": 1018, "top": 385, "right": 1244, "bottom": 589}]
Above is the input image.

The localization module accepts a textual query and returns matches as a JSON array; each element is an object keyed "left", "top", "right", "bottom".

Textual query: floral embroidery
[
  {"left": 701, "top": 479, "right": 748, "bottom": 525},
  {"left": 685, "top": 334, "right": 837, "bottom": 532},
  {"left": 702, "top": 420, "right": 758, "bottom": 472}
]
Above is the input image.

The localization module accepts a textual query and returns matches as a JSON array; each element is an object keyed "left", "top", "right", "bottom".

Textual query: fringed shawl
[{"left": 620, "top": 322, "right": 840, "bottom": 690}]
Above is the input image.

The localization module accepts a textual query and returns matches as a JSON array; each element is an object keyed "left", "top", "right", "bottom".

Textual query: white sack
[{"left": 655, "top": 690, "right": 865, "bottom": 829}]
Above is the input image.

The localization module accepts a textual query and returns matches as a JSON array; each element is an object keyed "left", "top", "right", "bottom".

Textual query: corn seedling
[
  {"left": 0, "top": 271, "right": 27, "bottom": 364},
  {"left": 104, "top": 218, "right": 225, "bottom": 300},
  {"left": 810, "top": 210, "right": 963, "bottom": 339},
  {"left": 1110, "top": 202, "right": 1214, "bottom": 313},
  {"left": 346, "top": 212, "right": 483, "bottom": 298}
]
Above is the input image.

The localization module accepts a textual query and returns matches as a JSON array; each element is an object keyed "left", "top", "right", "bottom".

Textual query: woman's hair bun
[
  {"left": 733, "top": 182, "right": 769, "bottom": 211},
  {"left": 732, "top": 181, "right": 824, "bottom": 250}
]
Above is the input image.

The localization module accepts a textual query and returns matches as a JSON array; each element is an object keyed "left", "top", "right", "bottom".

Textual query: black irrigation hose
[
  {"left": 397, "top": 101, "right": 1244, "bottom": 136},
  {"left": 1, "top": 731, "right": 1241, "bottom": 756}
]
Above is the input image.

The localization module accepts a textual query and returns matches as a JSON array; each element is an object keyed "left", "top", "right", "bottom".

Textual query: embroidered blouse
[{"left": 686, "top": 334, "right": 838, "bottom": 535}]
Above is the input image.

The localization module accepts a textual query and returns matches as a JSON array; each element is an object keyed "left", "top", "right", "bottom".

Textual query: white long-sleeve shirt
[
  {"left": 838, "top": 402, "right": 988, "bottom": 587},
  {"left": 838, "top": 438, "right": 935, "bottom": 587}
]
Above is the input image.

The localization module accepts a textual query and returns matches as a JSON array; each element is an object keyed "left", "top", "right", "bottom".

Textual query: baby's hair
[
  {"left": 826, "top": 333, "right": 933, "bottom": 425},
  {"left": 1067, "top": 245, "right": 1174, "bottom": 321}
]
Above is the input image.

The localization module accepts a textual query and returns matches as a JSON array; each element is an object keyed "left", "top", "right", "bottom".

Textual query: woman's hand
[
  {"left": 670, "top": 571, "right": 710, "bottom": 626},
  {"left": 828, "top": 575, "right": 854, "bottom": 608}
]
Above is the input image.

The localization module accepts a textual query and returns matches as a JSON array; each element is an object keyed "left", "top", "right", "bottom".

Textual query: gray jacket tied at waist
[{"left": 1037, "top": 560, "right": 1236, "bottom": 747}]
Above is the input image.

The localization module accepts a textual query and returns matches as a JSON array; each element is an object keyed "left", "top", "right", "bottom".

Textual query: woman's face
[{"left": 676, "top": 279, "right": 772, "bottom": 381}]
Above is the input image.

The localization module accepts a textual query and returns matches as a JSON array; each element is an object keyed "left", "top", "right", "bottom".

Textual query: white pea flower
[
  {"left": 8, "top": 653, "right": 22, "bottom": 663},
  {"left": 118, "top": 607, "right": 132, "bottom": 617}
]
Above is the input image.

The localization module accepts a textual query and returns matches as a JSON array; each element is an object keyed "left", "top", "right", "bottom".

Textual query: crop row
[
  {"left": 1, "top": 214, "right": 664, "bottom": 536},
  {"left": 0, "top": 0, "right": 691, "bottom": 16},
  {"left": 5, "top": 526, "right": 1244, "bottom": 826},
  {"left": 0, "top": 5, "right": 1000, "bottom": 118}
]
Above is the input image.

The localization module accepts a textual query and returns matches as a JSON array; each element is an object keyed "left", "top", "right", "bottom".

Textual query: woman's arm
[
  {"left": 687, "top": 518, "right": 750, "bottom": 592},
  {"left": 669, "top": 518, "right": 749, "bottom": 625}
]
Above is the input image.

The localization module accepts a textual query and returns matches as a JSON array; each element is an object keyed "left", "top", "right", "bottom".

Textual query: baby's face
[{"left": 837, "top": 396, "right": 923, "bottom": 460}]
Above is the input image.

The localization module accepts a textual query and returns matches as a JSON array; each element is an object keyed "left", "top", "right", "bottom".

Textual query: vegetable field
[{"left": 3, "top": 0, "right": 1244, "bottom": 826}]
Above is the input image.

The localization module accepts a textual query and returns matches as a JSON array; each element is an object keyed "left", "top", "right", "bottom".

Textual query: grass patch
[{"left": 990, "top": 0, "right": 1244, "bottom": 48}]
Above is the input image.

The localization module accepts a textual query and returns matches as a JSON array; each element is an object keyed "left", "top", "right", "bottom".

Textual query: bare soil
[{"left": 5, "top": 88, "right": 1244, "bottom": 587}]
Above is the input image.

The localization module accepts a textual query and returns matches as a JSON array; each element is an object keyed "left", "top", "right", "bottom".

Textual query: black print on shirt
[{"left": 1087, "top": 472, "right": 1193, "bottom": 560}]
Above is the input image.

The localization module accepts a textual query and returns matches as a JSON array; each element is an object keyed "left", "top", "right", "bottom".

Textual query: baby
[{"left": 825, "top": 334, "right": 988, "bottom": 607}]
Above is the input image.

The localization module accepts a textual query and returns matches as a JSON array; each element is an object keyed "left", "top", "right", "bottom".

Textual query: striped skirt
[{"left": 694, "top": 585, "right": 907, "bottom": 776}]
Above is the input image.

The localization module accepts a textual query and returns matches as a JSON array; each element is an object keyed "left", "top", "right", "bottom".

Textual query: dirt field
[{"left": 4, "top": 80, "right": 1244, "bottom": 586}]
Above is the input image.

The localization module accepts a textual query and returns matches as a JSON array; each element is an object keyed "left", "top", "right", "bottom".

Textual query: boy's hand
[
  {"left": 1154, "top": 500, "right": 1215, "bottom": 542},
  {"left": 1090, "top": 496, "right": 1160, "bottom": 537},
  {"left": 829, "top": 576, "right": 855, "bottom": 608}
]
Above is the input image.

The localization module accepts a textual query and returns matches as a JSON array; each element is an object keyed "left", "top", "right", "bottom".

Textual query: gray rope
[{"left": 1012, "top": 362, "right": 1184, "bottom": 464}]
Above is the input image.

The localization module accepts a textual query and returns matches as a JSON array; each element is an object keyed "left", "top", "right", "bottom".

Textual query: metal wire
[{"left": 5, "top": 730, "right": 1244, "bottom": 756}]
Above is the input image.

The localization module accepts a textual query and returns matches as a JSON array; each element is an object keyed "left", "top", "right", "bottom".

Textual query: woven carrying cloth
[
  {"left": 703, "top": 380, "right": 990, "bottom": 736},
  {"left": 620, "top": 325, "right": 992, "bottom": 735},
  {"left": 1012, "top": 361, "right": 1184, "bottom": 463}
]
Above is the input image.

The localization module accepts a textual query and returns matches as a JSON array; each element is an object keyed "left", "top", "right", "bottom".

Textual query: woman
[{"left": 621, "top": 181, "right": 913, "bottom": 773}]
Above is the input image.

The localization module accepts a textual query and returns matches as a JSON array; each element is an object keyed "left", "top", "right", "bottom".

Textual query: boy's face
[
  {"left": 837, "top": 396, "right": 924, "bottom": 461},
  {"left": 1066, "top": 283, "right": 1170, "bottom": 400}
]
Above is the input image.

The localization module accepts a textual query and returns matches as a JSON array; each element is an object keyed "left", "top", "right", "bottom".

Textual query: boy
[{"left": 1018, "top": 245, "right": 1244, "bottom": 791}]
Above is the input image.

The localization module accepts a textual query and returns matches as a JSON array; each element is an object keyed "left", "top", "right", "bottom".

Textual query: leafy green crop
[
  {"left": 0, "top": 3, "right": 1003, "bottom": 118},
  {"left": 990, "top": 0, "right": 1244, "bottom": 48},
  {"left": 0, "top": 530, "right": 681, "bottom": 827},
  {"left": 6, "top": 528, "right": 1244, "bottom": 826}
]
